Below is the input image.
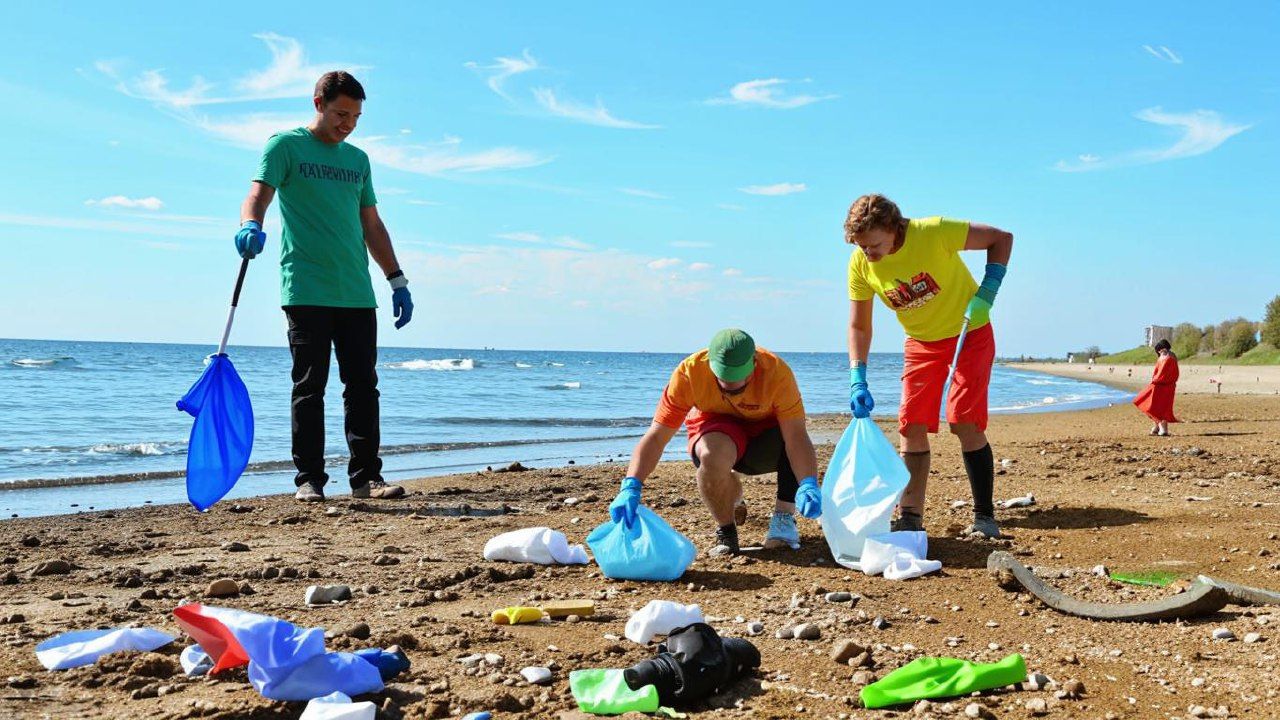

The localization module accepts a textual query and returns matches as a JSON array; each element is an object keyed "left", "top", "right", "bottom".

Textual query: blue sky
[{"left": 2, "top": 2, "right": 1276, "bottom": 355}]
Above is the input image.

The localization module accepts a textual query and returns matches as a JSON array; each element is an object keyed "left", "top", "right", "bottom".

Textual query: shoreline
[
  {"left": 1, "top": 394, "right": 1277, "bottom": 718},
  {"left": 1007, "top": 360, "right": 1280, "bottom": 395}
]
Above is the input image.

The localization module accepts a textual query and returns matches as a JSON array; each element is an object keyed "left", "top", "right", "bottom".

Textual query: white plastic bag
[
  {"left": 623, "top": 600, "right": 704, "bottom": 644},
  {"left": 819, "top": 418, "right": 911, "bottom": 568},
  {"left": 36, "top": 627, "right": 175, "bottom": 670},
  {"left": 299, "top": 691, "right": 376, "bottom": 720},
  {"left": 859, "top": 532, "right": 928, "bottom": 575},
  {"left": 483, "top": 526, "right": 589, "bottom": 565}
]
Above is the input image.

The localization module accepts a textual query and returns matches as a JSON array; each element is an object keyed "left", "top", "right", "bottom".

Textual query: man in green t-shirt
[{"left": 235, "top": 71, "right": 413, "bottom": 502}]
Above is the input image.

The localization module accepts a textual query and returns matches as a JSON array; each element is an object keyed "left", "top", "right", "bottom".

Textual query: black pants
[
  {"left": 692, "top": 426, "right": 799, "bottom": 502},
  {"left": 285, "top": 306, "right": 381, "bottom": 489}
]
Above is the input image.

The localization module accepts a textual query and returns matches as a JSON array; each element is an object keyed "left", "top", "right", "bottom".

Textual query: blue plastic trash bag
[
  {"left": 177, "top": 354, "right": 253, "bottom": 511},
  {"left": 587, "top": 506, "right": 696, "bottom": 582},
  {"left": 819, "top": 417, "right": 910, "bottom": 568},
  {"left": 36, "top": 627, "right": 175, "bottom": 670}
]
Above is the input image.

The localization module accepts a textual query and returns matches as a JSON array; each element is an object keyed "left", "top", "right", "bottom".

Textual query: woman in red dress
[{"left": 1133, "top": 339, "right": 1179, "bottom": 436}]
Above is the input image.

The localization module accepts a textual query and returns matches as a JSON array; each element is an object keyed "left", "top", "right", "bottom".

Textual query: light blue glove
[
  {"left": 964, "top": 263, "right": 1006, "bottom": 326},
  {"left": 392, "top": 287, "right": 413, "bottom": 329},
  {"left": 234, "top": 220, "right": 266, "bottom": 259},
  {"left": 609, "top": 477, "right": 642, "bottom": 526},
  {"left": 849, "top": 364, "right": 874, "bottom": 419},
  {"left": 795, "top": 476, "right": 821, "bottom": 519}
]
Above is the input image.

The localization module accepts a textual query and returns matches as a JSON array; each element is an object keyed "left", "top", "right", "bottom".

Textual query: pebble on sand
[
  {"left": 793, "top": 623, "right": 821, "bottom": 640},
  {"left": 1212, "top": 628, "right": 1236, "bottom": 641},
  {"left": 204, "top": 579, "right": 240, "bottom": 598},
  {"left": 831, "top": 639, "right": 866, "bottom": 664},
  {"left": 520, "top": 666, "right": 552, "bottom": 685},
  {"left": 305, "top": 584, "right": 352, "bottom": 606}
]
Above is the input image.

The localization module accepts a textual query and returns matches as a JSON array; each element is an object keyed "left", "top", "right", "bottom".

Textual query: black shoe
[
  {"left": 294, "top": 482, "right": 325, "bottom": 503},
  {"left": 890, "top": 511, "right": 924, "bottom": 532},
  {"left": 710, "top": 525, "right": 740, "bottom": 557}
]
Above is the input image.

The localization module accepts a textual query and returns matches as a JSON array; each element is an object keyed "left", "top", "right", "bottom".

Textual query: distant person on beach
[
  {"left": 1134, "top": 339, "right": 1179, "bottom": 436},
  {"left": 843, "top": 194, "right": 1014, "bottom": 538},
  {"left": 235, "top": 71, "right": 412, "bottom": 503},
  {"left": 611, "top": 329, "right": 822, "bottom": 556}
]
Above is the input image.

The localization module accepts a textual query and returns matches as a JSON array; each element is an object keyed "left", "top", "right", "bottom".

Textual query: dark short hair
[
  {"left": 314, "top": 71, "right": 365, "bottom": 104},
  {"left": 1154, "top": 339, "right": 1172, "bottom": 353}
]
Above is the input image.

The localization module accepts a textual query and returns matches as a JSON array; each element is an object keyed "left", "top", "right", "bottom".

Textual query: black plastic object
[{"left": 622, "top": 622, "right": 760, "bottom": 706}]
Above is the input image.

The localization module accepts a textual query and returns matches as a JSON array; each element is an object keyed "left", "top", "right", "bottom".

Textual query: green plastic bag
[
  {"left": 570, "top": 668, "right": 660, "bottom": 715},
  {"left": 860, "top": 654, "right": 1026, "bottom": 709}
]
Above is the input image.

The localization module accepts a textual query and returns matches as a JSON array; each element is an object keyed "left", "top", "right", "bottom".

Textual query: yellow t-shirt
[
  {"left": 847, "top": 216, "right": 982, "bottom": 342},
  {"left": 653, "top": 349, "right": 806, "bottom": 429}
]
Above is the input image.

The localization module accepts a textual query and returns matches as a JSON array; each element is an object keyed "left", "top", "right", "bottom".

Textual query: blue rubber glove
[
  {"left": 392, "top": 287, "right": 413, "bottom": 329},
  {"left": 849, "top": 364, "right": 874, "bottom": 419},
  {"left": 795, "top": 476, "right": 821, "bottom": 519},
  {"left": 234, "top": 220, "right": 266, "bottom": 259},
  {"left": 609, "top": 476, "right": 642, "bottom": 526},
  {"left": 964, "top": 263, "right": 1006, "bottom": 326}
]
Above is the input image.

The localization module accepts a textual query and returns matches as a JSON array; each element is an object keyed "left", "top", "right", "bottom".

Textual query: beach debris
[
  {"left": 482, "top": 526, "right": 589, "bottom": 565},
  {"left": 35, "top": 627, "right": 175, "bottom": 670},
  {"left": 746, "top": 621, "right": 764, "bottom": 636},
  {"left": 997, "top": 493, "right": 1035, "bottom": 509},
  {"left": 180, "top": 644, "right": 214, "bottom": 676},
  {"left": 625, "top": 600, "right": 704, "bottom": 644},
  {"left": 494, "top": 461, "right": 530, "bottom": 473},
  {"left": 204, "top": 578, "right": 240, "bottom": 598},
  {"left": 859, "top": 532, "right": 941, "bottom": 580},
  {"left": 570, "top": 668, "right": 661, "bottom": 715},
  {"left": 520, "top": 666, "right": 553, "bottom": 685},
  {"left": 793, "top": 623, "right": 821, "bottom": 640},
  {"left": 588, "top": 506, "right": 696, "bottom": 582},
  {"left": 820, "top": 418, "right": 911, "bottom": 571},
  {"left": 305, "top": 585, "right": 352, "bottom": 607},
  {"left": 299, "top": 690, "right": 376, "bottom": 720},
  {"left": 872, "top": 616, "right": 891, "bottom": 631},
  {"left": 825, "top": 591, "right": 853, "bottom": 603},
  {"left": 541, "top": 599, "right": 596, "bottom": 618},
  {"left": 988, "top": 551, "right": 1229, "bottom": 621},
  {"left": 1212, "top": 628, "right": 1236, "bottom": 641},
  {"left": 1195, "top": 575, "right": 1280, "bottom": 606},
  {"left": 1024, "top": 671, "right": 1053, "bottom": 691},
  {"left": 491, "top": 606, "right": 544, "bottom": 625},
  {"left": 619, "top": 623, "right": 759, "bottom": 706},
  {"left": 173, "top": 603, "right": 395, "bottom": 701},
  {"left": 461, "top": 714, "right": 493, "bottom": 720},
  {"left": 859, "top": 654, "right": 1026, "bottom": 709}
]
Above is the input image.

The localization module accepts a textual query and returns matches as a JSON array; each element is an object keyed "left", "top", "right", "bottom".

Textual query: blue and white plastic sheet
[
  {"left": 36, "top": 627, "right": 175, "bottom": 670},
  {"left": 587, "top": 506, "right": 695, "bottom": 582}
]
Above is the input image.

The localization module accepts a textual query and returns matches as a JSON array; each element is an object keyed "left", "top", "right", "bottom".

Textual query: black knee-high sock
[{"left": 963, "top": 444, "right": 995, "bottom": 516}]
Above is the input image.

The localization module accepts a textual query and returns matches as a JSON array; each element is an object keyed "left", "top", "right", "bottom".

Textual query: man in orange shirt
[{"left": 610, "top": 329, "right": 822, "bottom": 555}]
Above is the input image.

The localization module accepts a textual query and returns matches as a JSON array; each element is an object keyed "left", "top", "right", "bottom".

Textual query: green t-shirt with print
[{"left": 254, "top": 127, "right": 378, "bottom": 308}]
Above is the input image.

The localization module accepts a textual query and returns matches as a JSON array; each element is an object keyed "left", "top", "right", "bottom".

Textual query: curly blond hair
[{"left": 844, "top": 194, "right": 904, "bottom": 243}]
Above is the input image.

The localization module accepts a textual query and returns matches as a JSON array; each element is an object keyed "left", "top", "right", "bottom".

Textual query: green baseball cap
[{"left": 708, "top": 328, "right": 756, "bottom": 382}]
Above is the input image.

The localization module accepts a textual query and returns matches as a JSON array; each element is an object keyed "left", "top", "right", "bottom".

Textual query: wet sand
[{"left": 1, "top": 394, "right": 1278, "bottom": 719}]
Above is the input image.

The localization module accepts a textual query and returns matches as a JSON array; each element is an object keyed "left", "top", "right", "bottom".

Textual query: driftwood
[
  {"left": 987, "top": 551, "right": 1229, "bottom": 622},
  {"left": 1197, "top": 575, "right": 1280, "bottom": 607}
]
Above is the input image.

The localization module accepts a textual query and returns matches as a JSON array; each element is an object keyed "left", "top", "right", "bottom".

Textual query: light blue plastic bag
[
  {"left": 819, "top": 418, "right": 910, "bottom": 568},
  {"left": 586, "top": 506, "right": 696, "bottom": 582}
]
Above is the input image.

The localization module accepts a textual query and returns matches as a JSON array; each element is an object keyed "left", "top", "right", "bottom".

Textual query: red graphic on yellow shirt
[{"left": 883, "top": 272, "right": 941, "bottom": 311}]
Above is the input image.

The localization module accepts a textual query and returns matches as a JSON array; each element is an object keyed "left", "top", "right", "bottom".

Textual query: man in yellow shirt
[
  {"left": 844, "top": 194, "right": 1014, "bottom": 538},
  {"left": 610, "top": 329, "right": 822, "bottom": 555}
]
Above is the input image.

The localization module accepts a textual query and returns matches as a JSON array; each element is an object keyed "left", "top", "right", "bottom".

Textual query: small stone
[
  {"left": 2, "top": 613, "right": 25, "bottom": 624},
  {"left": 565, "top": 614, "right": 581, "bottom": 623},
  {"left": 851, "top": 670, "right": 875, "bottom": 687},
  {"left": 746, "top": 621, "right": 764, "bottom": 636},
  {"left": 1025, "top": 698, "right": 1048, "bottom": 716},
  {"left": 30, "top": 559, "right": 72, "bottom": 576},
  {"left": 913, "top": 699, "right": 933, "bottom": 715},
  {"left": 520, "top": 666, "right": 552, "bottom": 685},
  {"left": 872, "top": 616, "right": 890, "bottom": 631},
  {"left": 775, "top": 625, "right": 795, "bottom": 639},
  {"left": 1062, "top": 679, "right": 1085, "bottom": 698},
  {"left": 1025, "top": 672, "right": 1052, "bottom": 691},
  {"left": 831, "top": 639, "right": 866, "bottom": 664},
  {"left": 793, "top": 623, "right": 821, "bottom": 640},
  {"left": 825, "top": 591, "right": 853, "bottom": 603},
  {"left": 204, "top": 578, "right": 239, "bottom": 597},
  {"left": 1092, "top": 564, "right": 1108, "bottom": 577},
  {"left": 1212, "top": 628, "right": 1236, "bottom": 641},
  {"left": 221, "top": 541, "right": 249, "bottom": 552},
  {"left": 338, "top": 623, "right": 371, "bottom": 640},
  {"left": 458, "top": 654, "right": 484, "bottom": 668},
  {"left": 1243, "top": 632, "right": 1262, "bottom": 644},
  {"left": 372, "top": 554, "right": 400, "bottom": 566},
  {"left": 7, "top": 675, "right": 37, "bottom": 689},
  {"left": 964, "top": 702, "right": 990, "bottom": 718},
  {"left": 305, "top": 584, "right": 352, "bottom": 606}
]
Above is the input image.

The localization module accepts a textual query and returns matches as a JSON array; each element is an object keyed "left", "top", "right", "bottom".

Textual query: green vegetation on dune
[
  {"left": 1087, "top": 294, "right": 1279, "bottom": 366},
  {"left": 1095, "top": 343, "right": 1279, "bottom": 366},
  {"left": 1097, "top": 346, "right": 1157, "bottom": 364}
]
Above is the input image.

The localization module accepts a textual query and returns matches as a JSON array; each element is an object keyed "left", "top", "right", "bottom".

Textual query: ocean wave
[
  {"left": 11, "top": 356, "right": 75, "bottom": 368},
  {"left": 386, "top": 358, "right": 475, "bottom": 371},
  {"left": 545, "top": 381, "right": 581, "bottom": 390},
  {"left": 433, "top": 416, "right": 651, "bottom": 428},
  {"left": 545, "top": 361, "right": 566, "bottom": 367},
  {"left": 88, "top": 442, "right": 184, "bottom": 457},
  {"left": 1025, "top": 378, "right": 1070, "bottom": 386},
  {"left": 514, "top": 362, "right": 533, "bottom": 369}
]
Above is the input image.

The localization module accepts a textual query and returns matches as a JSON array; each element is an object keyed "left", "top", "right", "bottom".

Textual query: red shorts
[
  {"left": 899, "top": 323, "right": 995, "bottom": 435},
  {"left": 685, "top": 410, "right": 778, "bottom": 461}
]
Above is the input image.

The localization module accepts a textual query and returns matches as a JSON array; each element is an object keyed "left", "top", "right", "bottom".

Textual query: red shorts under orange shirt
[{"left": 899, "top": 322, "right": 995, "bottom": 434}]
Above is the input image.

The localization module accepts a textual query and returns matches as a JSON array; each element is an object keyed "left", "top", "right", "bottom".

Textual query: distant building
[{"left": 1145, "top": 325, "right": 1173, "bottom": 347}]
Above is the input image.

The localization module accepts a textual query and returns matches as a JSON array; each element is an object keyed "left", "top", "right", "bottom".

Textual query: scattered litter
[
  {"left": 541, "top": 599, "right": 596, "bottom": 618},
  {"left": 625, "top": 600, "right": 704, "bottom": 644},
  {"left": 621, "top": 623, "right": 760, "bottom": 706},
  {"left": 299, "top": 691, "right": 376, "bottom": 720},
  {"left": 820, "top": 418, "right": 910, "bottom": 567},
  {"left": 491, "top": 606, "right": 545, "bottom": 625},
  {"left": 305, "top": 585, "right": 353, "bottom": 607},
  {"left": 587, "top": 506, "right": 695, "bottom": 582},
  {"left": 998, "top": 493, "right": 1035, "bottom": 509},
  {"left": 570, "top": 668, "right": 660, "bottom": 714},
  {"left": 180, "top": 644, "right": 214, "bottom": 676},
  {"left": 36, "top": 627, "right": 175, "bottom": 670},
  {"left": 1109, "top": 571, "right": 1179, "bottom": 588},
  {"left": 858, "top": 532, "right": 940, "bottom": 580},
  {"left": 860, "top": 654, "right": 1026, "bottom": 709},
  {"left": 483, "top": 526, "right": 589, "bottom": 565}
]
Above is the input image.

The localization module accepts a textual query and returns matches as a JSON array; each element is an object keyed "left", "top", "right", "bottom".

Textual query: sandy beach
[
  {"left": 1008, "top": 362, "right": 1280, "bottom": 396},
  {"left": 1, "top": 395, "right": 1278, "bottom": 719}
]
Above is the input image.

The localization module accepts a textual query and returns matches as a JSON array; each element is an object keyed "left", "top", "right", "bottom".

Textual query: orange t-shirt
[{"left": 653, "top": 348, "right": 806, "bottom": 429}]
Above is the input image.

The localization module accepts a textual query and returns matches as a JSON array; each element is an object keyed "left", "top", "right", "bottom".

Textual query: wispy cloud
[
  {"left": 363, "top": 137, "right": 551, "bottom": 174},
  {"left": 687, "top": 262, "right": 712, "bottom": 272},
  {"left": 1142, "top": 45, "right": 1183, "bottom": 65},
  {"left": 647, "top": 257, "right": 682, "bottom": 270},
  {"left": 465, "top": 50, "right": 540, "bottom": 100},
  {"left": 554, "top": 236, "right": 593, "bottom": 250},
  {"left": 406, "top": 199, "right": 443, "bottom": 206},
  {"left": 739, "top": 182, "right": 806, "bottom": 196},
  {"left": 1054, "top": 107, "right": 1250, "bottom": 172},
  {"left": 619, "top": 187, "right": 669, "bottom": 200},
  {"left": 493, "top": 231, "right": 594, "bottom": 251},
  {"left": 722, "top": 268, "right": 743, "bottom": 277},
  {"left": 85, "top": 195, "right": 164, "bottom": 211},
  {"left": 532, "top": 88, "right": 660, "bottom": 129},
  {"left": 495, "top": 231, "right": 545, "bottom": 244},
  {"left": 707, "top": 78, "right": 836, "bottom": 109}
]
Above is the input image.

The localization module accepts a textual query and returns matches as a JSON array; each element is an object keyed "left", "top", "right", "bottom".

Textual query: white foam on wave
[
  {"left": 12, "top": 357, "right": 72, "bottom": 367},
  {"left": 386, "top": 358, "right": 475, "bottom": 371},
  {"left": 546, "top": 381, "right": 582, "bottom": 390},
  {"left": 515, "top": 362, "right": 533, "bottom": 369},
  {"left": 1026, "top": 378, "right": 1069, "bottom": 386},
  {"left": 88, "top": 442, "right": 179, "bottom": 456},
  {"left": 546, "top": 361, "right": 566, "bottom": 367}
]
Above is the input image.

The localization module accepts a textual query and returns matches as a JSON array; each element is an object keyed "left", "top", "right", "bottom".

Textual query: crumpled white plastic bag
[
  {"left": 299, "top": 691, "right": 376, "bottom": 720},
  {"left": 483, "top": 526, "right": 589, "bottom": 565},
  {"left": 180, "top": 644, "right": 214, "bottom": 676},
  {"left": 36, "top": 627, "right": 175, "bottom": 670},
  {"left": 859, "top": 531, "right": 941, "bottom": 580},
  {"left": 820, "top": 419, "right": 911, "bottom": 567},
  {"left": 624, "top": 600, "right": 704, "bottom": 644}
]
